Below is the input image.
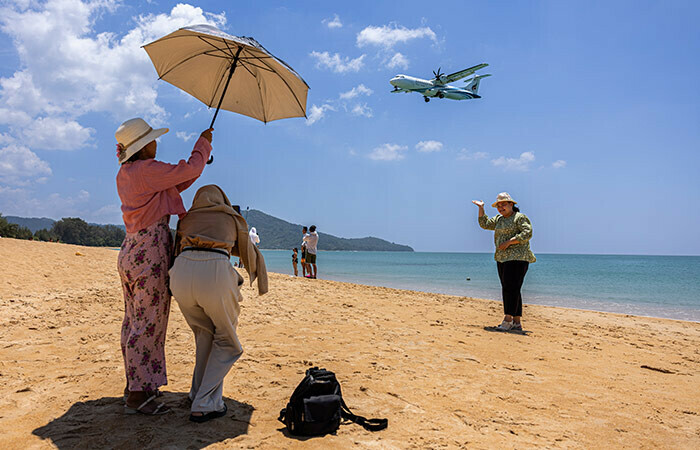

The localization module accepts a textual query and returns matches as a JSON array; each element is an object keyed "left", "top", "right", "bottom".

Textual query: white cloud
[
  {"left": 416, "top": 140, "right": 443, "bottom": 153},
  {"left": 323, "top": 14, "right": 342, "bottom": 29},
  {"left": 310, "top": 51, "right": 366, "bottom": 73},
  {"left": 176, "top": 131, "right": 197, "bottom": 142},
  {"left": 0, "top": 185, "right": 25, "bottom": 197},
  {"left": 46, "top": 191, "right": 91, "bottom": 212},
  {"left": 357, "top": 24, "right": 437, "bottom": 49},
  {"left": 183, "top": 107, "right": 206, "bottom": 119},
  {"left": 0, "top": 144, "right": 52, "bottom": 185},
  {"left": 90, "top": 203, "right": 122, "bottom": 224},
  {"left": 387, "top": 52, "right": 409, "bottom": 70},
  {"left": 308, "top": 85, "right": 374, "bottom": 124},
  {"left": 0, "top": 185, "right": 120, "bottom": 223},
  {"left": 457, "top": 149, "right": 488, "bottom": 161},
  {"left": 0, "top": 133, "right": 14, "bottom": 145},
  {"left": 552, "top": 159, "right": 567, "bottom": 169},
  {"left": 22, "top": 116, "right": 93, "bottom": 150},
  {"left": 351, "top": 103, "right": 373, "bottom": 118},
  {"left": 368, "top": 143, "right": 407, "bottom": 161},
  {"left": 0, "top": 0, "right": 226, "bottom": 161},
  {"left": 306, "top": 103, "right": 336, "bottom": 125},
  {"left": 339, "top": 84, "right": 373, "bottom": 100},
  {"left": 491, "top": 152, "right": 535, "bottom": 171}
]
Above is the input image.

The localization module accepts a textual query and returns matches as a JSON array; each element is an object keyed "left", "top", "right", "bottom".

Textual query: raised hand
[
  {"left": 472, "top": 200, "right": 484, "bottom": 207},
  {"left": 200, "top": 128, "right": 214, "bottom": 143}
]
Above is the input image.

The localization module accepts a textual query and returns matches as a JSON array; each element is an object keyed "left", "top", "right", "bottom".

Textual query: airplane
[{"left": 389, "top": 63, "right": 491, "bottom": 102}]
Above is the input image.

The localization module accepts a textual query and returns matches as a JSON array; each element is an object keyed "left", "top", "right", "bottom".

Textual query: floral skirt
[{"left": 117, "top": 216, "right": 172, "bottom": 392}]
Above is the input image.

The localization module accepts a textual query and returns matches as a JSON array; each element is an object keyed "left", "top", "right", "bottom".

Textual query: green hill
[
  {"left": 245, "top": 210, "right": 413, "bottom": 251},
  {"left": 4, "top": 216, "right": 55, "bottom": 233},
  {"left": 4, "top": 210, "right": 413, "bottom": 252}
]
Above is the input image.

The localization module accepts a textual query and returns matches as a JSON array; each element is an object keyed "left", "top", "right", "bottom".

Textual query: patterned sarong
[{"left": 118, "top": 216, "right": 172, "bottom": 391}]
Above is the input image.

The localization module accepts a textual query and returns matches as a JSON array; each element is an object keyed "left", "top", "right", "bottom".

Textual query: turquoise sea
[{"left": 258, "top": 251, "right": 700, "bottom": 322}]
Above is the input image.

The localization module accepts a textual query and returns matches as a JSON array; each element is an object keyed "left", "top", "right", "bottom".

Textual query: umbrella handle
[{"left": 205, "top": 47, "right": 243, "bottom": 167}]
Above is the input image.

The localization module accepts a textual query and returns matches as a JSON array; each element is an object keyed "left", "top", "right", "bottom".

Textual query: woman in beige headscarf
[{"left": 169, "top": 184, "right": 267, "bottom": 423}]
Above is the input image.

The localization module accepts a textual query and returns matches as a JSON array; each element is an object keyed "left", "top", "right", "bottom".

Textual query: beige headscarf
[{"left": 174, "top": 184, "right": 268, "bottom": 295}]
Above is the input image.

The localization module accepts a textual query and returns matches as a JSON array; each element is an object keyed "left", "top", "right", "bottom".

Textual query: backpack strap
[{"left": 340, "top": 398, "right": 388, "bottom": 432}]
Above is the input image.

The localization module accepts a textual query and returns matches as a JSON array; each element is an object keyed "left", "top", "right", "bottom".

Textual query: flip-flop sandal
[
  {"left": 123, "top": 388, "right": 162, "bottom": 402},
  {"left": 189, "top": 404, "right": 227, "bottom": 423},
  {"left": 124, "top": 394, "right": 170, "bottom": 415}
]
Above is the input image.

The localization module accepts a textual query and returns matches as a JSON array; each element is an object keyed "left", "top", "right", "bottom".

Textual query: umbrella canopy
[{"left": 143, "top": 24, "right": 309, "bottom": 124}]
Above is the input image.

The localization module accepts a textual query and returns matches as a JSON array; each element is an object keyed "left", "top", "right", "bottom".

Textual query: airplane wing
[
  {"left": 391, "top": 87, "right": 429, "bottom": 93},
  {"left": 443, "top": 63, "right": 488, "bottom": 84}
]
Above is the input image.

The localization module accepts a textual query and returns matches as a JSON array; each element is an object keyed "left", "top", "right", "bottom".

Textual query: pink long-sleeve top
[{"left": 116, "top": 137, "right": 212, "bottom": 233}]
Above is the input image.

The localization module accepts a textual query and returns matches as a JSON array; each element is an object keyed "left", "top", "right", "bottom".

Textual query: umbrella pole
[{"left": 207, "top": 46, "right": 243, "bottom": 164}]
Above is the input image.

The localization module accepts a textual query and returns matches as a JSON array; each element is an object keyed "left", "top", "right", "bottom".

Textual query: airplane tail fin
[{"left": 465, "top": 73, "right": 491, "bottom": 94}]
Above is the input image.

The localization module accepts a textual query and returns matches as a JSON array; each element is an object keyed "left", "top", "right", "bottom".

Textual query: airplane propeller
[{"left": 432, "top": 67, "right": 444, "bottom": 81}]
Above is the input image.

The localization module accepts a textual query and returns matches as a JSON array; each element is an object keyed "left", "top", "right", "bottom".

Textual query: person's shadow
[
  {"left": 483, "top": 326, "right": 531, "bottom": 336},
  {"left": 32, "top": 392, "right": 253, "bottom": 449}
]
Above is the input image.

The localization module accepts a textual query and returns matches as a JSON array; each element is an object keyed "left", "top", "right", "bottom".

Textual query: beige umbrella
[{"left": 143, "top": 24, "right": 309, "bottom": 129}]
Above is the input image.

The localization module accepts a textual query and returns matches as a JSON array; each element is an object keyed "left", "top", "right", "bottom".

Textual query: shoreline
[
  {"left": 266, "top": 270, "right": 700, "bottom": 325},
  {"left": 17, "top": 239, "right": 700, "bottom": 323},
  {"left": 258, "top": 247, "right": 700, "bottom": 257},
  {"left": 24, "top": 240, "right": 700, "bottom": 322},
  {"left": 1, "top": 238, "right": 699, "bottom": 448}
]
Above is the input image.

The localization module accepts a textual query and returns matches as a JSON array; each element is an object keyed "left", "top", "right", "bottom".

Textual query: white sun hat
[
  {"left": 491, "top": 192, "right": 518, "bottom": 207},
  {"left": 115, "top": 118, "right": 168, "bottom": 164}
]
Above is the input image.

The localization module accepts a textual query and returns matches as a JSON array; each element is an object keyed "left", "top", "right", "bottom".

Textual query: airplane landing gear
[
  {"left": 437, "top": 92, "right": 445, "bottom": 99},
  {"left": 424, "top": 97, "right": 430, "bottom": 102}
]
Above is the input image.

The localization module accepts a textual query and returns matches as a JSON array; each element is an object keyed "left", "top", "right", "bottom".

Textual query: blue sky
[{"left": 0, "top": 0, "right": 698, "bottom": 254}]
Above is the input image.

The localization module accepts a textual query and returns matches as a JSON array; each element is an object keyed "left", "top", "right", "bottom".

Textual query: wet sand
[{"left": 1, "top": 238, "right": 699, "bottom": 448}]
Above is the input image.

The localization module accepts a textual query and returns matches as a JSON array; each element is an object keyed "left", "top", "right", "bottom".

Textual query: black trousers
[{"left": 497, "top": 261, "right": 529, "bottom": 317}]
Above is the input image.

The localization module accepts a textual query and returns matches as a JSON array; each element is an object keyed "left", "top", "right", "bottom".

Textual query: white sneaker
[{"left": 496, "top": 320, "right": 513, "bottom": 331}]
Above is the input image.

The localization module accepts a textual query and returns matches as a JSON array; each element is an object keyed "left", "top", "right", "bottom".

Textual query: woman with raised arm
[
  {"left": 115, "top": 117, "right": 212, "bottom": 415},
  {"left": 473, "top": 193, "right": 536, "bottom": 331}
]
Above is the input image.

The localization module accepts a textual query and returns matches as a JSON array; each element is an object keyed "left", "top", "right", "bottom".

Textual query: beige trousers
[{"left": 169, "top": 250, "right": 244, "bottom": 413}]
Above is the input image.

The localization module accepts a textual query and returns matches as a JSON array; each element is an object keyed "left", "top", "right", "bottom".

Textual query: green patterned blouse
[{"left": 478, "top": 212, "right": 536, "bottom": 263}]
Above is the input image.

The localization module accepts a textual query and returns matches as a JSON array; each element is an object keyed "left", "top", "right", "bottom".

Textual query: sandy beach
[{"left": 1, "top": 238, "right": 699, "bottom": 449}]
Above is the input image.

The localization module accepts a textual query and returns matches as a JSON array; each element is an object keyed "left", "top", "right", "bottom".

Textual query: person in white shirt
[{"left": 303, "top": 225, "right": 319, "bottom": 279}]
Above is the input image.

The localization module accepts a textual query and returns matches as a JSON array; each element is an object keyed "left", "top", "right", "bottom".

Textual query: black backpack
[{"left": 278, "top": 367, "right": 388, "bottom": 436}]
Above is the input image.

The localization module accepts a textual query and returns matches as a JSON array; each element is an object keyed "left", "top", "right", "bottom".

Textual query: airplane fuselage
[{"left": 389, "top": 74, "right": 480, "bottom": 100}]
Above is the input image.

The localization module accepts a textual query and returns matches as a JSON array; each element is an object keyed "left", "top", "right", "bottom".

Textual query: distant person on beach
[
  {"left": 301, "top": 226, "right": 309, "bottom": 277},
  {"left": 170, "top": 185, "right": 268, "bottom": 423},
  {"left": 304, "top": 225, "right": 319, "bottom": 279},
  {"left": 115, "top": 117, "right": 212, "bottom": 415},
  {"left": 292, "top": 247, "right": 299, "bottom": 276},
  {"left": 473, "top": 193, "right": 536, "bottom": 331}
]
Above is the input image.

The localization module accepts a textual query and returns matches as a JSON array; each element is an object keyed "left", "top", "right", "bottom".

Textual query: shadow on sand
[
  {"left": 32, "top": 392, "right": 253, "bottom": 449},
  {"left": 276, "top": 427, "right": 325, "bottom": 441},
  {"left": 483, "top": 326, "right": 531, "bottom": 336}
]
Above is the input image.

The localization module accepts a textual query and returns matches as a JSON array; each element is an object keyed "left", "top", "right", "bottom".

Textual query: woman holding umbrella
[
  {"left": 473, "top": 193, "right": 536, "bottom": 331},
  {"left": 115, "top": 117, "right": 212, "bottom": 415}
]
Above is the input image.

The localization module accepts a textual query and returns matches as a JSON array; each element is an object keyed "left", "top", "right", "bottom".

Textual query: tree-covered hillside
[
  {"left": 4, "top": 216, "right": 55, "bottom": 233},
  {"left": 3, "top": 210, "right": 414, "bottom": 251},
  {"left": 1, "top": 214, "right": 124, "bottom": 247},
  {"left": 245, "top": 210, "right": 413, "bottom": 251}
]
